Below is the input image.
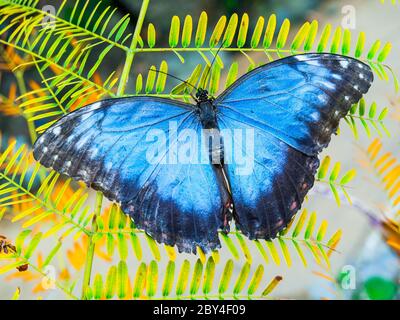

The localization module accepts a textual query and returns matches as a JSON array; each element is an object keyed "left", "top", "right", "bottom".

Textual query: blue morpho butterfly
[{"left": 33, "top": 53, "right": 373, "bottom": 253}]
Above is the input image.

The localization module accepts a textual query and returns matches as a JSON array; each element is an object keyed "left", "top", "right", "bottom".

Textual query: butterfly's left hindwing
[
  {"left": 216, "top": 53, "right": 373, "bottom": 239},
  {"left": 33, "top": 97, "right": 224, "bottom": 253}
]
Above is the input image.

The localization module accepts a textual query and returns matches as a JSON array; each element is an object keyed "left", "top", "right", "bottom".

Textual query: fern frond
[
  {"left": 365, "top": 139, "right": 400, "bottom": 209},
  {"left": 344, "top": 99, "right": 390, "bottom": 138},
  {"left": 0, "top": 229, "right": 78, "bottom": 298},
  {"left": 0, "top": 142, "right": 91, "bottom": 237},
  {"left": 92, "top": 197, "right": 340, "bottom": 267},
  {"left": 317, "top": 156, "right": 357, "bottom": 206},
  {"left": 88, "top": 259, "right": 283, "bottom": 300},
  {"left": 138, "top": 13, "right": 397, "bottom": 90}
]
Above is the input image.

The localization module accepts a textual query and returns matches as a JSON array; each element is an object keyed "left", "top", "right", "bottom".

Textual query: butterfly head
[{"left": 195, "top": 88, "right": 209, "bottom": 102}]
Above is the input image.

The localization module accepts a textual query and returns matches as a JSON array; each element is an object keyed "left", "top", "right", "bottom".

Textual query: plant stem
[
  {"left": 117, "top": 0, "right": 150, "bottom": 96},
  {"left": 81, "top": 192, "right": 103, "bottom": 299}
]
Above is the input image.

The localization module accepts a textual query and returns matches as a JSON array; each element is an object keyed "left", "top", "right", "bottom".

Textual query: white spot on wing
[
  {"left": 90, "top": 102, "right": 102, "bottom": 110},
  {"left": 90, "top": 147, "right": 99, "bottom": 159},
  {"left": 323, "top": 82, "right": 336, "bottom": 90},
  {"left": 106, "top": 162, "right": 113, "bottom": 170},
  {"left": 340, "top": 60, "right": 349, "bottom": 68},
  {"left": 294, "top": 55, "right": 307, "bottom": 61},
  {"left": 310, "top": 112, "right": 320, "bottom": 121},
  {"left": 53, "top": 127, "right": 61, "bottom": 136}
]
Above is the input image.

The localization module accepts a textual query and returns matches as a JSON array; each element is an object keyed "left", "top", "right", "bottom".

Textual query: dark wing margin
[
  {"left": 33, "top": 97, "right": 225, "bottom": 253},
  {"left": 216, "top": 53, "right": 373, "bottom": 239}
]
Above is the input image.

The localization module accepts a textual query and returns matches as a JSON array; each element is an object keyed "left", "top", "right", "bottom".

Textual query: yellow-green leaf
[
  {"left": 145, "top": 66, "right": 156, "bottom": 93},
  {"left": 233, "top": 262, "right": 250, "bottom": 295},
  {"left": 209, "top": 15, "right": 227, "bottom": 47},
  {"left": 169, "top": 15, "right": 180, "bottom": 48},
  {"left": 317, "top": 24, "right": 331, "bottom": 52},
  {"left": 330, "top": 27, "right": 342, "bottom": 53},
  {"left": 146, "top": 260, "right": 158, "bottom": 298},
  {"left": 237, "top": 13, "right": 249, "bottom": 48},
  {"left": 190, "top": 259, "right": 203, "bottom": 296},
  {"left": 147, "top": 23, "right": 156, "bottom": 48},
  {"left": 342, "top": 29, "right": 351, "bottom": 55},
  {"left": 304, "top": 211, "right": 316, "bottom": 240},
  {"left": 355, "top": 31, "right": 365, "bottom": 58},
  {"left": 176, "top": 259, "right": 190, "bottom": 296},
  {"left": 291, "top": 22, "right": 310, "bottom": 51},
  {"left": 292, "top": 209, "right": 307, "bottom": 237},
  {"left": 367, "top": 40, "right": 381, "bottom": 60},
  {"left": 340, "top": 169, "right": 357, "bottom": 185},
  {"left": 276, "top": 19, "right": 290, "bottom": 49},
  {"left": 329, "top": 162, "right": 341, "bottom": 181},
  {"left": 318, "top": 156, "right": 331, "bottom": 180},
  {"left": 132, "top": 262, "right": 147, "bottom": 299},
  {"left": 135, "top": 74, "right": 143, "bottom": 94},
  {"left": 155, "top": 60, "right": 168, "bottom": 93},
  {"left": 218, "top": 259, "right": 234, "bottom": 295},
  {"left": 263, "top": 14, "right": 276, "bottom": 49},
  {"left": 162, "top": 260, "right": 175, "bottom": 297},
  {"left": 182, "top": 15, "right": 192, "bottom": 48},
  {"left": 105, "top": 266, "right": 117, "bottom": 299},
  {"left": 247, "top": 265, "right": 264, "bottom": 296},
  {"left": 251, "top": 16, "right": 264, "bottom": 48},
  {"left": 145, "top": 234, "right": 161, "bottom": 261},
  {"left": 225, "top": 62, "right": 238, "bottom": 89},
  {"left": 202, "top": 257, "right": 215, "bottom": 295},
  {"left": 378, "top": 42, "right": 392, "bottom": 62},
  {"left": 195, "top": 11, "right": 208, "bottom": 47},
  {"left": 93, "top": 274, "right": 103, "bottom": 300},
  {"left": 117, "top": 260, "right": 128, "bottom": 299},
  {"left": 24, "top": 232, "right": 42, "bottom": 259},
  {"left": 304, "top": 20, "right": 318, "bottom": 51}
]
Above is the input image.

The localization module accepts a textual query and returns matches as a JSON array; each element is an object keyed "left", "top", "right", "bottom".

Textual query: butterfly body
[{"left": 33, "top": 53, "right": 373, "bottom": 253}]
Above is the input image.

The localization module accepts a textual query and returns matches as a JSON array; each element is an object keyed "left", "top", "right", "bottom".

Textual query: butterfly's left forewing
[
  {"left": 215, "top": 53, "right": 373, "bottom": 239},
  {"left": 34, "top": 97, "right": 224, "bottom": 253}
]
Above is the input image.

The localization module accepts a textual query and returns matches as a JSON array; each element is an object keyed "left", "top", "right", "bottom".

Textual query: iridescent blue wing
[
  {"left": 216, "top": 53, "right": 374, "bottom": 156},
  {"left": 33, "top": 97, "right": 224, "bottom": 253},
  {"left": 216, "top": 53, "right": 373, "bottom": 239}
]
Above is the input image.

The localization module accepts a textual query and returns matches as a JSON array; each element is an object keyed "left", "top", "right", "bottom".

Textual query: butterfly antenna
[
  {"left": 151, "top": 69, "right": 199, "bottom": 92},
  {"left": 203, "top": 41, "right": 225, "bottom": 89}
]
